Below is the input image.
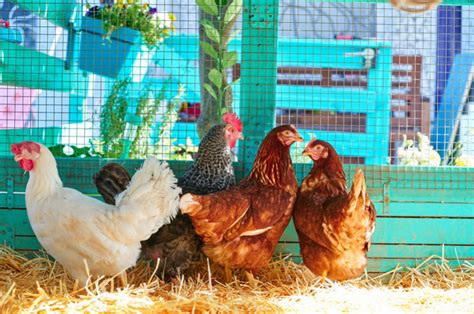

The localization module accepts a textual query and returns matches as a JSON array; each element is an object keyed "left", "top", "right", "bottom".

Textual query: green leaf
[
  {"left": 202, "top": 22, "right": 220, "bottom": 45},
  {"left": 223, "top": 0, "right": 243, "bottom": 24},
  {"left": 208, "top": 69, "right": 223, "bottom": 89},
  {"left": 196, "top": 0, "right": 218, "bottom": 16},
  {"left": 220, "top": 106, "right": 229, "bottom": 115},
  {"left": 204, "top": 83, "right": 217, "bottom": 99},
  {"left": 223, "top": 51, "right": 238, "bottom": 68},
  {"left": 208, "top": 69, "right": 222, "bottom": 88},
  {"left": 200, "top": 41, "right": 218, "bottom": 59},
  {"left": 200, "top": 19, "right": 214, "bottom": 28}
]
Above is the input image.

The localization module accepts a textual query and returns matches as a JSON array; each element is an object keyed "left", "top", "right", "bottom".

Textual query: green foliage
[
  {"left": 223, "top": 0, "right": 242, "bottom": 24},
  {"left": 200, "top": 41, "right": 218, "bottom": 59},
  {"left": 48, "top": 144, "right": 102, "bottom": 158},
  {"left": 128, "top": 82, "right": 169, "bottom": 159},
  {"left": 208, "top": 69, "right": 223, "bottom": 89},
  {"left": 100, "top": 78, "right": 130, "bottom": 158},
  {"left": 85, "top": 1, "right": 175, "bottom": 48},
  {"left": 203, "top": 83, "right": 217, "bottom": 100},
  {"left": 93, "top": 79, "right": 197, "bottom": 160},
  {"left": 196, "top": 0, "right": 243, "bottom": 120},
  {"left": 446, "top": 143, "right": 474, "bottom": 167},
  {"left": 223, "top": 51, "right": 238, "bottom": 68},
  {"left": 195, "top": 0, "right": 218, "bottom": 15},
  {"left": 201, "top": 20, "right": 221, "bottom": 44},
  {"left": 152, "top": 84, "right": 198, "bottom": 161}
]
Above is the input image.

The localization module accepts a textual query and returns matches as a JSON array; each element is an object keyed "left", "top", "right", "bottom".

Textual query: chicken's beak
[
  {"left": 292, "top": 131, "right": 303, "bottom": 143},
  {"left": 302, "top": 149, "right": 311, "bottom": 157},
  {"left": 238, "top": 132, "right": 244, "bottom": 140}
]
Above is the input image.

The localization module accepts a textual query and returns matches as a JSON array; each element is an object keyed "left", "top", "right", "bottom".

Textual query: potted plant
[{"left": 79, "top": 0, "right": 175, "bottom": 80}]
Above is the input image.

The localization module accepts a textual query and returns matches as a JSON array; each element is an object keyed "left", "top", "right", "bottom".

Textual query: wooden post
[
  {"left": 366, "top": 45, "right": 392, "bottom": 165},
  {"left": 239, "top": 0, "right": 279, "bottom": 174}
]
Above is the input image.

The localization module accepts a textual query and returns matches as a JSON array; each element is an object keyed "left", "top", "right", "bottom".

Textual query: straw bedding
[{"left": 0, "top": 245, "right": 472, "bottom": 313}]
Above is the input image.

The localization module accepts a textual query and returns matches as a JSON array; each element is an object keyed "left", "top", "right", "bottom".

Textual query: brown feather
[
  {"left": 293, "top": 140, "right": 376, "bottom": 281},
  {"left": 181, "top": 125, "right": 300, "bottom": 272}
]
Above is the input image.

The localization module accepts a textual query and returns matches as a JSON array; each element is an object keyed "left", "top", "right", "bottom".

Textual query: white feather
[{"left": 24, "top": 145, "right": 181, "bottom": 285}]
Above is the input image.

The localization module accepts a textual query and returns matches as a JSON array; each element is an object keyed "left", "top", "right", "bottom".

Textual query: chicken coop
[{"left": 0, "top": 0, "right": 473, "bottom": 274}]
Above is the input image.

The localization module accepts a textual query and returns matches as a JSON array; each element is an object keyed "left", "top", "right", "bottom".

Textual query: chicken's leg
[{"left": 223, "top": 266, "right": 232, "bottom": 283}]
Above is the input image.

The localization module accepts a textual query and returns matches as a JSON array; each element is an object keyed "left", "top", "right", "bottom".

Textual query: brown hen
[
  {"left": 180, "top": 125, "right": 303, "bottom": 272},
  {"left": 293, "top": 139, "right": 376, "bottom": 281}
]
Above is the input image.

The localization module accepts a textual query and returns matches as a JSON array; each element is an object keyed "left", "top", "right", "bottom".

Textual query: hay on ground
[{"left": 0, "top": 245, "right": 472, "bottom": 313}]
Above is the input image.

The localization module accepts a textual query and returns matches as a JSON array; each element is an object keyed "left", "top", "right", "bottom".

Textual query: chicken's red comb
[
  {"left": 11, "top": 141, "right": 41, "bottom": 155},
  {"left": 222, "top": 112, "right": 243, "bottom": 132}
]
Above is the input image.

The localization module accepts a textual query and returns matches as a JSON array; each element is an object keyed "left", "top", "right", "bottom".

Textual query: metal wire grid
[{"left": 0, "top": 0, "right": 473, "bottom": 189}]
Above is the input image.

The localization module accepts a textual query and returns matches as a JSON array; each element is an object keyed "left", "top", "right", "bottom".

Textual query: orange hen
[
  {"left": 180, "top": 125, "right": 303, "bottom": 272},
  {"left": 293, "top": 139, "right": 376, "bottom": 281}
]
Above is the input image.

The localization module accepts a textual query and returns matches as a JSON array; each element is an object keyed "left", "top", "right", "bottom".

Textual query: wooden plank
[
  {"left": 275, "top": 86, "right": 376, "bottom": 112},
  {"left": 13, "top": 236, "right": 41, "bottom": 251},
  {"left": 366, "top": 258, "right": 470, "bottom": 273},
  {"left": 1, "top": 158, "right": 474, "bottom": 192},
  {"left": 365, "top": 46, "right": 392, "bottom": 165},
  {"left": 239, "top": 0, "right": 280, "bottom": 173},
  {"left": 0, "top": 209, "right": 33, "bottom": 236},
  {"left": 374, "top": 218, "right": 474, "bottom": 245},
  {"left": 276, "top": 242, "right": 474, "bottom": 259},
  {"left": 372, "top": 189, "right": 474, "bottom": 203},
  {"left": 10, "top": 236, "right": 474, "bottom": 273},
  {"left": 280, "top": 217, "right": 474, "bottom": 244},
  {"left": 0, "top": 41, "right": 88, "bottom": 94},
  {"left": 277, "top": 40, "right": 391, "bottom": 69},
  {"left": 11, "top": 0, "right": 80, "bottom": 28},
  {"left": 372, "top": 202, "right": 474, "bottom": 217},
  {"left": 5, "top": 191, "right": 472, "bottom": 218}
]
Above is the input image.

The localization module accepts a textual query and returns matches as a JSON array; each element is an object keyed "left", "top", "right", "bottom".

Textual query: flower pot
[{"left": 79, "top": 16, "right": 152, "bottom": 81}]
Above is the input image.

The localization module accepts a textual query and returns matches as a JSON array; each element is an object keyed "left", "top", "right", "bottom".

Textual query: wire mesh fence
[{"left": 0, "top": 0, "right": 473, "bottom": 190}]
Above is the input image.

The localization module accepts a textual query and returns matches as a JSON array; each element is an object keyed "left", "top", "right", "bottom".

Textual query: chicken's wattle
[{"left": 19, "top": 159, "right": 34, "bottom": 171}]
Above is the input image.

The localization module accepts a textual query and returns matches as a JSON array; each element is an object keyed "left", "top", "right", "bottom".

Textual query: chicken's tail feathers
[
  {"left": 93, "top": 163, "right": 131, "bottom": 205},
  {"left": 116, "top": 156, "right": 181, "bottom": 241},
  {"left": 347, "top": 168, "right": 370, "bottom": 213},
  {"left": 180, "top": 193, "right": 201, "bottom": 216}
]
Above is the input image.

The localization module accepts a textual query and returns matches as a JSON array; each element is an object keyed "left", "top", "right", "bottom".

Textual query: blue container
[
  {"left": 79, "top": 16, "right": 151, "bottom": 80},
  {"left": 0, "top": 28, "right": 22, "bottom": 44}
]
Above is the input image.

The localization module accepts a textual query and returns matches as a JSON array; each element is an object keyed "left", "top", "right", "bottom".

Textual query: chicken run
[{"left": 0, "top": 0, "right": 473, "bottom": 312}]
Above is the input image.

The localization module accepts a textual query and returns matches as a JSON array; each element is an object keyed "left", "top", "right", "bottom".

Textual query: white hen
[{"left": 11, "top": 141, "right": 181, "bottom": 285}]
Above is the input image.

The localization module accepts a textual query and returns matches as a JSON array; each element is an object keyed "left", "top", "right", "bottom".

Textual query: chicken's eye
[{"left": 283, "top": 130, "right": 291, "bottom": 136}]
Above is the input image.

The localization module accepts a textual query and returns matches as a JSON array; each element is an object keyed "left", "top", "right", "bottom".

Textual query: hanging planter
[
  {"left": 79, "top": 15, "right": 152, "bottom": 81},
  {"left": 78, "top": 2, "right": 174, "bottom": 81}
]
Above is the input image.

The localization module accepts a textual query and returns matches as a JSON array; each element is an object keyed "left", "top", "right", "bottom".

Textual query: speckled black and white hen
[{"left": 93, "top": 113, "right": 243, "bottom": 279}]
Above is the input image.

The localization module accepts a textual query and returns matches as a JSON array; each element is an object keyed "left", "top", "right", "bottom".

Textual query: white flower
[
  {"left": 428, "top": 150, "right": 441, "bottom": 166},
  {"left": 151, "top": 12, "right": 172, "bottom": 29},
  {"left": 454, "top": 154, "right": 474, "bottom": 167},
  {"left": 396, "top": 132, "right": 440, "bottom": 166}
]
